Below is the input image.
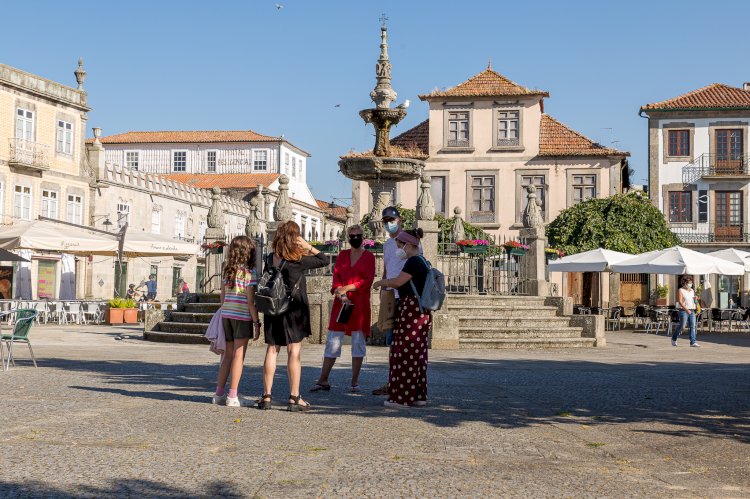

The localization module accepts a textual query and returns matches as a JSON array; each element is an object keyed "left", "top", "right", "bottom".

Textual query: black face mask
[{"left": 349, "top": 235, "right": 363, "bottom": 248}]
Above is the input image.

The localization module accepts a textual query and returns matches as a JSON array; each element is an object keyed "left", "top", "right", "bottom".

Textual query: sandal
[
  {"left": 309, "top": 383, "right": 331, "bottom": 392},
  {"left": 287, "top": 394, "right": 312, "bottom": 412},
  {"left": 349, "top": 384, "right": 361, "bottom": 393},
  {"left": 256, "top": 394, "right": 272, "bottom": 410}
]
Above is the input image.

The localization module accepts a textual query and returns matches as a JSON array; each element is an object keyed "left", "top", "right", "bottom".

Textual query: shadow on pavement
[{"left": 0, "top": 479, "right": 244, "bottom": 498}]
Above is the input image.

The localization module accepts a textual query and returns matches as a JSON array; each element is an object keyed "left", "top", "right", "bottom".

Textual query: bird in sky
[
  {"left": 396, "top": 99, "right": 410, "bottom": 109},
  {"left": 275, "top": 3, "right": 283, "bottom": 10},
  {"left": 334, "top": 104, "right": 341, "bottom": 108}
]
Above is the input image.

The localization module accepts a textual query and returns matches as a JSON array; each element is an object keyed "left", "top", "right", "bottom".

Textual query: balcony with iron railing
[
  {"left": 8, "top": 138, "right": 51, "bottom": 171},
  {"left": 670, "top": 222, "right": 750, "bottom": 245},
  {"left": 682, "top": 153, "right": 750, "bottom": 185}
]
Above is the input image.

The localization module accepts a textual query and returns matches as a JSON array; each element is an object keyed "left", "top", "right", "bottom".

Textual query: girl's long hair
[
  {"left": 223, "top": 235, "right": 256, "bottom": 287},
  {"left": 273, "top": 221, "right": 304, "bottom": 262}
]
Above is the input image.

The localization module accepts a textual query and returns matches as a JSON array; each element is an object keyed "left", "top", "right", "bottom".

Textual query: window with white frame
[
  {"left": 284, "top": 153, "right": 290, "bottom": 174},
  {"left": 56, "top": 120, "right": 74, "bottom": 154},
  {"left": 151, "top": 209, "right": 161, "bottom": 234},
  {"left": 125, "top": 151, "right": 139, "bottom": 170},
  {"left": 116, "top": 203, "right": 130, "bottom": 228},
  {"left": 66, "top": 194, "right": 82, "bottom": 224},
  {"left": 254, "top": 150, "right": 268, "bottom": 171},
  {"left": 470, "top": 175, "right": 494, "bottom": 222},
  {"left": 292, "top": 157, "right": 296, "bottom": 178},
  {"left": 174, "top": 212, "right": 186, "bottom": 239},
  {"left": 198, "top": 219, "right": 207, "bottom": 242},
  {"left": 13, "top": 185, "right": 32, "bottom": 220},
  {"left": 448, "top": 111, "right": 470, "bottom": 147},
  {"left": 15, "top": 108, "right": 34, "bottom": 141},
  {"left": 521, "top": 175, "right": 546, "bottom": 218},
  {"left": 206, "top": 150, "right": 217, "bottom": 172},
  {"left": 41, "top": 190, "right": 59, "bottom": 219},
  {"left": 431, "top": 176, "right": 447, "bottom": 215},
  {"left": 172, "top": 151, "right": 187, "bottom": 172},
  {"left": 497, "top": 110, "right": 520, "bottom": 146},
  {"left": 572, "top": 174, "right": 596, "bottom": 204}
]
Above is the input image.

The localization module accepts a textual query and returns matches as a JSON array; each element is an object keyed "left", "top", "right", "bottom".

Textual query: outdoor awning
[
  {"left": 0, "top": 248, "right": 29, "bottom": 262},
  {"left": 706, "top": 248, "right": 750, "bottom": 272},
  {"left": 610, "top": 246, "right": 744, "bottom": 275},
  {"left": 0, "top": 220, "right": 119, "bottom": 255},
  {"left": 121, "top": 231, "right": 199, "bottom": 257},
  {"left": 548, "top": 248, "right": 633, "bottom": 273}
]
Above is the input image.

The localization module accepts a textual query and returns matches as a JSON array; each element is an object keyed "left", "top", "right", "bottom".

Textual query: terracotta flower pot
[
  {"left": 123, "top": 308, "right": 139, "bottom": 324},
  {"left": 106, "top": 308, "right": 124, "bottom": 325}
]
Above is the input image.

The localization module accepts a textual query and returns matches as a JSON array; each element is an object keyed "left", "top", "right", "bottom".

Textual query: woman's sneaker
[
  {"left": 226, "top": 396, "right": 251, "bottom": 407},
  {"left": 212, "top": 395, "right": 227, "bottom": 405}
]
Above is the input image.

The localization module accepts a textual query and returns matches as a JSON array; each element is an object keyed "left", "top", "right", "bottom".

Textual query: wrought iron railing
[
  {"left": 8, "top": 138, "right": 51, "bottom": 170},
  {"left": 682, "top": 153, "right": 750, "bottom": 184},
  {"left": 670, "top": 223, "right": 750, "bottom": 244}
]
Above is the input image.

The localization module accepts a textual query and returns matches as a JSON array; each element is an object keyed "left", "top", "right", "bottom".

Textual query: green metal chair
[{"left": 1, "top": 309, "right": 38, "bottom": 371}]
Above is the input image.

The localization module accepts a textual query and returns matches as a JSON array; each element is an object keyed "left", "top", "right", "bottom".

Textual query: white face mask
[
  {"left": 385, "top": 221, "right": 399, "bottom": 234},
  {"left": 395, "top": 247, "right": 408, "bottom": 260},
  {"left": 687, "top": 283, "right": 693, "bottom": 289}
]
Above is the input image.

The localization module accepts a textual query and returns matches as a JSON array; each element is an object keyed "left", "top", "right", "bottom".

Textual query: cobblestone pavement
[{"left": 0, "top": 324, "right": 749, "bottom": 498}]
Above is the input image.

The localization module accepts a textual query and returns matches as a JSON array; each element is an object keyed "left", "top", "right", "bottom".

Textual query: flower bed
[
  {"left": 545, "top": 247, "right": 565, "bottom": 260},
  {"left": 312, "top": 240, "right": 341, "bottom": 253},
  {"left": 457, "top": 239, "right": 490, "bottom": 255},
  {"left": 200, "top": 241, "right": 226, "bottom": 254},
  {"left": 502, "top": 240, "right": 529, "bottom": 256},
  {"left": 363, "top": 239, "right": 384, "bottom": 253}
]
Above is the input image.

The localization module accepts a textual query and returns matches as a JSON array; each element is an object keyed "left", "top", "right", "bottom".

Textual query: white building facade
[{"left": 642, "top": 82, "right": 750, "bottom": 307}]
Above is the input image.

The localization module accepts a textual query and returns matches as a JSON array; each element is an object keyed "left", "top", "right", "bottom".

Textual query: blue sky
[{"left": 3, "top": 0, "right": 749, "bottom": 202}]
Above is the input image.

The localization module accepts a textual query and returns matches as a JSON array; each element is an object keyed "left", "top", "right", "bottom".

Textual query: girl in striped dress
[{"left": 212, "top": 236, "right": 261, "bottom": 407}]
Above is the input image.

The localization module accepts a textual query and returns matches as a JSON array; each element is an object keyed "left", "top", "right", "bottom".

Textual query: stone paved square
[{"left": 1, "top": 325, "right": 749, "bottom": 498}]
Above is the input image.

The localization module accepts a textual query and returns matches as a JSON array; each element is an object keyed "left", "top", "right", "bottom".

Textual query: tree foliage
[
  {"left": 359, "top": 206, "right": 491, "bottom": 242},
  {"left": 546, "top": 191, "right": 680, "bottom": 255}
]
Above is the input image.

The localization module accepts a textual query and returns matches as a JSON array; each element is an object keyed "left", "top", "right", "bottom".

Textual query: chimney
[{"left": 744, "top": 82, "right": 750, "bottom": 91}]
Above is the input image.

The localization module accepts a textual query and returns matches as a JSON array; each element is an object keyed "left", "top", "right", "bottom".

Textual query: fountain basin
[{"left": 338, "top": 156, "right": 424, "bottom": 182}]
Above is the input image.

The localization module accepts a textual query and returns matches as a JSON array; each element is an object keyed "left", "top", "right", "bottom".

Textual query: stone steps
[
  {"left": 459, "top": 337, "right": 596, "bottom": 349},
  {"left": 459, "top": 327, "right": 585, "bottom": 339},
  {"left": 144, "top": 330, "right": 209, "bottom": 344},
  {"left": 184, "top": 303, "right": 221, "bottom": 313},
  {"left": 447, "top": 296, "right": 547, "bottom": 307},
  {"left": 171, "top": 312, "right": 214, "bottom": 324},
  {"left": 158, "top": 322, "right": 209, "bottom": 335},
  {"left": 447, "top": 305, "right": 560, "bottom": 318},
  {"left": 196, "top": 293, "right": 221, "bottom": 304},
  {"left": 458, "top": 316, "right": 574, "bottom": 328}
]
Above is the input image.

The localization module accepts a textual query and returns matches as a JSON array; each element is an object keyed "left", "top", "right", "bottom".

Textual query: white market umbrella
[
  {"left": 610, "top": 246, "right": 744, "bottom": 276},
  {"left": 548, "top": 248, "right": 634, "bottom": 273},
  {"left": 706, "top": 248, "right": 750, "bottom": 272},
  {"left": 0, "top": 219, "right": 119, "bottom": 255},
  {"left": 121, "top": 231, "right": 200, "bottom": 257}
]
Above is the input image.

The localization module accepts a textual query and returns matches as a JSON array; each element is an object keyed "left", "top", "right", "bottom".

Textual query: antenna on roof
[{"left": 487, "top": 58, "right": 492, "bottom": 70}]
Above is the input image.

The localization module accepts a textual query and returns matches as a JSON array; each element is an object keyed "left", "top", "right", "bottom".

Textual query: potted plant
[
  {"left": 655, "top": 284, "right": 669, "bottom": 306},
  {"left": 105, "top": 297, "right": 126, "bottom": 325},
  {"left": 457, "top": 239, "right": 490, "bottom": 255},
  {"left": 363, "top": 239, "right": 384, "bottom": 253},
  {"left": 122, "top": 298, "right": 138, "bottom": 323},
  {"left": 312, "top": 240, "right": 340, "bottom": 253},
  {"left": 545, "top": 247, "right": 565, "bottom": 261},
  {"left": 502, "top": 240, "right": 530, "bottom": 256},
  {"left": 200, "top": 241, "right": 226, "bottom": 254}
]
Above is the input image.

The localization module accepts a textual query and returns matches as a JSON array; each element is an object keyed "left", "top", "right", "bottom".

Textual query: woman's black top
[
  {"left": 397, "top": 256, "right": 429, "bottom": 298},
  {"left": 262, "top": 251, "right": 329, "bottom": 345}
]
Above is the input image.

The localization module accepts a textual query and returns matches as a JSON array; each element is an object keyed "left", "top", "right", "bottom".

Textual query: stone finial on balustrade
[
  {"left": 74, "top": 58, "right": 86, "bottom": 91},
  {"left": 522, "top": 184, "right": 545, "bottom": 230},
  {"left": 344, "top": 206, "right": 354, "bottom": 234},
  {"left": 245, "top": 197, "right": 261, "bottom": 238},
  {"left": 273, "top": 175, "right": 293, "bottom": 222},
  {"left": 207, "top": 186, "right": 225, "bottom": 229},
  {"left": 416, "top": 175, "right": 436, "bottom": 221},
  {"left": 450, "top": 206, "right": 465, "bottom": 243}
]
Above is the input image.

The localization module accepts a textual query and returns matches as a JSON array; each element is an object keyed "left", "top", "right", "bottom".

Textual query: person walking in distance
[
  {"left": 373, "top": 229, "right": 432, "bottom": 408},
  {"left": 257, "top": 221, "right": 328, "bottom": 411},
  {"left": 372, "top": 206, "right": 405, "bottom": 396},
  {"left": 672, "top": 276, "right": 699, "bottom": 347},
  {"left": 311, "top": 225, "right": 376, "bottom": 393},
  {"left": 213, "top": 236, "right": 261, "bottom": 407}
]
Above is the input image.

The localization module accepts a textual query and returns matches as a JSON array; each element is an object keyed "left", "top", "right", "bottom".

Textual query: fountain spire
[{"left": 370, "top": 20, "right": 397, "bottom": 109}]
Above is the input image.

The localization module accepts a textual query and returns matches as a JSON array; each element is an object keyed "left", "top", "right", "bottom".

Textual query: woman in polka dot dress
[{"left": 373, "top": 229, "right": 431, "bottom": 408}]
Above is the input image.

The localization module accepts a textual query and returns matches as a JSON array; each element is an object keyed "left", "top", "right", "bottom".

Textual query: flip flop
[
  {"left": 309, "top": 383, "right": 331, "bottom": 392},
  {"left": 349, "top": 384, "right": 361, "bottom": 393}
]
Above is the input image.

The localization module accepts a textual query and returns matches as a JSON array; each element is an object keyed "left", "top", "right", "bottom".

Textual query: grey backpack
[{"left": 409, "top": 256, "right": 446, "bottom": 313}]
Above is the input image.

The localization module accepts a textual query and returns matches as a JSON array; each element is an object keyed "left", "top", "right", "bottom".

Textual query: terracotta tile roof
[
  {"left": 419, "top": 67, "right": 549, "bottom": 100},
  {"left": 538, "top": 114, "right": 629, "bottom": 157},
  {"left": 391, "top": 119, "right": 429, "bottom": 156},
  {"left": 91, "top": 130, "right": 282, "bottom": 144},
  {"left": 160, "top": 173, "right": 280, "bottom": 189},
  {"left": 641, "top": 83, "right": 750, "bottom": 112},
  {"left": 316, "top": 200, "right": 348, "bottom": 220}
]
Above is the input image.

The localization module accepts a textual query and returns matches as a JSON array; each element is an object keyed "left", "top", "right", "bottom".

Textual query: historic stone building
[
  {"left": 642, "top": 82, "right": 750, "bottom": 307},
  {"left": 353, "top": 65, "right": 630, "bottom": 240}
]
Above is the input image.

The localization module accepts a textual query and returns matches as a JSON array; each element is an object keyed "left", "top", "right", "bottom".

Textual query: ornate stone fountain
[{"left": 338, "top": 22, "right": 424, "bottom": 239}]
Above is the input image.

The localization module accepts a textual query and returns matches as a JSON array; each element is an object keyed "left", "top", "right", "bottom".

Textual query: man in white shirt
[{"left": 373, "top": 206, "right": 405, "bottom": 395}]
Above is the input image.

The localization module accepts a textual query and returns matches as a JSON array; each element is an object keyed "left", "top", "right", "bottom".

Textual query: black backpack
[{"left": 255, "top": 255, "right": 301, "bottom": 317}]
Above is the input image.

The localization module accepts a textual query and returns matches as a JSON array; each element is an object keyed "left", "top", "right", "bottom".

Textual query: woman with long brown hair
[
  {"left": 257, "top": 220, "right": 328, "bottom": 411},
  {"left": 213, "top": 235, "right": 261, "bottom": 407}
]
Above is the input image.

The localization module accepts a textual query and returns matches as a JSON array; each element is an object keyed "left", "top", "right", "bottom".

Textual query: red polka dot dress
[{"left": 387, "top": 295, "right": 431, "bottom": 406}]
